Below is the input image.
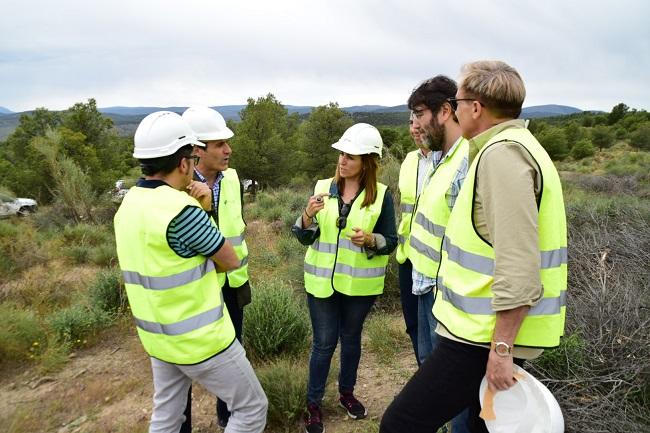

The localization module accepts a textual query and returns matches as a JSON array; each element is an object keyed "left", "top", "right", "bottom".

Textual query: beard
[{"left": 422, "top": 118, "right": 445, "bottom": 151}]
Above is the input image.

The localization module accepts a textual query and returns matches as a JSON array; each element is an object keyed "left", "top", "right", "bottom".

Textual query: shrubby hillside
[{"left": 0, "top": 97, "right": 648, "bottom": 432}]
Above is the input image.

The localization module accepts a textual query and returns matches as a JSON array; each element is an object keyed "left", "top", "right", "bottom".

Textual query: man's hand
[
  {"left": 186, "top": 181, "right": 212, "bottom": 211},
  {"left": 486, "top": 349, "right": 516, "bottom": 391}
]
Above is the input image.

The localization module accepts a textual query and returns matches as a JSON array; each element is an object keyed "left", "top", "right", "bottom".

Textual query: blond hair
[{"left": 459, "top": 60, "right": 526, "bottom": 119}]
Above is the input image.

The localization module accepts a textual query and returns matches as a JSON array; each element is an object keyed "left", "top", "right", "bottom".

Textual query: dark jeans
[
  {"left": 180, "top": 281, "right": 245, "bottom": 433},
  {"left": 306, "top": 291, "right": 376, "bottom": 404},
  {"left": 379, "top": 337, "right": 524, "bottom": 433},
  {"left": 398, "top": 260, "right": 419, "bottom": 365}
]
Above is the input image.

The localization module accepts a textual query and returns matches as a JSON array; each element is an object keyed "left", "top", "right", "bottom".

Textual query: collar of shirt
[
  {"left": 136, "top": 178, "right": 170, "bottom": 189},
  {"left": 193, "top": 168, "right": 224, "bottom": 186},
  {"left": 417, "top": 147, "right": 433, "bottom": 160},
  {"left": 194, "top": 168, "right": 224, "bottom": 212},
  {"left": 468, "top": 119, "right": 525, "bottom": 163},
  {"left": 437, "top": 136, "right": 465, "bottom": 167}
]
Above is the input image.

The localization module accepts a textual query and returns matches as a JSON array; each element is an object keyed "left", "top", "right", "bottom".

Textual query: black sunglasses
[
  {"left": 336, "top": 203, "right": 351, "bottom": 229},
  {"left": 184, "top": 155, "right": 200, "bottom": 165},
  {"left": 446, "top": 97, "right": 484, "bottom": 112}
]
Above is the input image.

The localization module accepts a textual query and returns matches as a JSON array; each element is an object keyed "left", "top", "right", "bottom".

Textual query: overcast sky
[{"left": 1, "top": 0, "right": 649, "bottom": 112}]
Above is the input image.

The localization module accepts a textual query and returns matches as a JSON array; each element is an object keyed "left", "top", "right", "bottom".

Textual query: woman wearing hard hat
[{"left": 292, "top": 123, "right": 397, "bottom": 433}]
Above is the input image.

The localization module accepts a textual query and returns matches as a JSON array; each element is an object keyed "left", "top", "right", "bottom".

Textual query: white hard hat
[
  {"left": 479, "top": 365, "right": 564, "bottom": 433},
  {"left": 332, "top": 123, "right": 383, "bottom": 158},
  {"left": 133, "top": 111, "right": 203, "bottom": 159},
  {"left": 182, "top": 106, "right": 234, "bottom": 141}
]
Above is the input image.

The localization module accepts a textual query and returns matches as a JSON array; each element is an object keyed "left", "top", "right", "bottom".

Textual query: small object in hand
[{"left": 316, "top": 196, "right": 323, "bottom": 203}]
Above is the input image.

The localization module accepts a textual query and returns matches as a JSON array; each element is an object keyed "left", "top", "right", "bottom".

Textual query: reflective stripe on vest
[
  {"left": 408, "top": 139, "right": 468, "bottom": 278},
  {"left": 304, "top": 178, "right": 389, "bottom": 298},
  {"left": 114, "top": 185, "right": 235, "bottom": 364},
  {"left": 441, "top": 237, "right": 568, "bottom": 276},
  {"left": 226, "top": 234, "right": 245, "bottom": 246},
  {"left": 433, "top": 126, "right": 567, "bottom": 348},
  {"left": 437, "top": 277, "right": 567, "bottom": 316},
  {"left": 122, "top": 260, "right": 216, "bottom": 291},
  {"left": 396, "top": 150, "right": 420, "bottom": 264},
  {"left": 135, "top": 291, "right": 226, "bottom": 335},
  {"left": 401, "top": 203, "right": 415, "bottom": 214},
  {"left": 304, "top": 263, "right": 387, "bottom": 279},
  {"left": 217, "top": 169, "right": 249, "bottom": 288}
]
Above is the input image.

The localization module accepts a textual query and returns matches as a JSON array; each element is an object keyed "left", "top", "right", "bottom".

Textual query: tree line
[
  {"left": 1, "top": 97, "right": 648, "bottom": 204},
  {"left": 530, "top": 103, "right": 650, "bottom": 160}
]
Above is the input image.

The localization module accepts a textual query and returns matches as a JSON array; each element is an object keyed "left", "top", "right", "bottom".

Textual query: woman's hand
[
  {"left": 302, "top": 193, "right": 329, "bottom": 227},
  {"left": 305, "top": 193, "right": 329, "bottom": 218},
  {"left": 186, "top": 181, "right": 212, "bottom": 211},
  {"left": 349, "top": 227, "right": 376, "bottom": 248}
]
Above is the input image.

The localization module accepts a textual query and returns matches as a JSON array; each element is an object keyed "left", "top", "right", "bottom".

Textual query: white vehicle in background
[
  {"left": 0, "top": 193, "right": 38, "bottom": 217},
  {"left": 111, "top": 179, "right": 130, "bottom": 203},
  {"left": 242, "top": 179, "right": 258, "bottom": 193}
]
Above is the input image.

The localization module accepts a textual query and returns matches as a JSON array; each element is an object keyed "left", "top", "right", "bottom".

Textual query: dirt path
[{"left": 1, "top": 314, "right": 417, "bottom": 433}]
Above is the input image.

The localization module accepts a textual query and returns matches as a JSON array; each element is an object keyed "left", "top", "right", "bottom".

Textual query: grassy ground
[{"left": 1, "top": 155, "right": 649, "bottom": 431}]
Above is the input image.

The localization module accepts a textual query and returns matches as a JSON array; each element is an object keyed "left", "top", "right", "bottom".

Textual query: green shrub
[
  {"left": 0, "top": 303, "right": 46, "bottom": 363},
  {"left": 63, "top": 245, "right": 90, "bottom": 264},
  {"left": 89, "top": 243, "right": 117, "bottom": 266},
  {"left": 366, "top": 313, "right": 407, "bottom": 364},
  {"left": 243, "top": 281, "right": 310, "bottom": 361},
  {"left": 571, "top": 138, "right": 596, "bottom": 160},
  {"left": 48, "top": 304, "right": 113, "bottom": 343},
  {"left": 276, "top": 234, "right": 302, "bottom": 259},
  {"left": 530, "top": 333, "right": 586, "bottom": 379},
  {"left": 257, "top": 357, "right": 308, "bottom": 431},
  {"left": 88, "top": 268, "right": 125, "bottom": 314},
  {"left": 257, "top": 249, "right": 281, "bottom": 268},
  {"left": 0, "top": 220, "right": 44, "bottom": 279},
  {"left": 61, "top": 223, "right": 111, "bottom": 246}
]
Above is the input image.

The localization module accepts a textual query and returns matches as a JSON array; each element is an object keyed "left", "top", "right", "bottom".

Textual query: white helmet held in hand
[
  {"left": 479, "top": 365, "right": 564, "bottom": 433},
  {"left": 332, "top": 123, "right": 383, "bottom": 157},
  {"left": 133, "top": 111, "right": 203, "bottom": 159},
  {"left": 182, "top": 106, "right": 234, "bottom": 141}
]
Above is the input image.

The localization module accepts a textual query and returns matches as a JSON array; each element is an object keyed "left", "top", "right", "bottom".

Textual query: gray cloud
[{"left": 1, "top": 0, "right": 648, "bottom": 111}]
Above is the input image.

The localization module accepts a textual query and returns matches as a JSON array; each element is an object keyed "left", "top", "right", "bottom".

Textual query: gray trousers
[{"left": 149, "top": 340, "right": 267, "bottom": 433}]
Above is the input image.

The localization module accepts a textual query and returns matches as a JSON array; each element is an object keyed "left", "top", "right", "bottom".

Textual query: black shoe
[
  {"left": 339, "top": 392, "right": 367, "bottom": 419},
  {"left": 305, "top": 402, "right": 324, "bottom": 433},
  {"left": 217, "top": 417, "right": 228, "bottom": 429}
]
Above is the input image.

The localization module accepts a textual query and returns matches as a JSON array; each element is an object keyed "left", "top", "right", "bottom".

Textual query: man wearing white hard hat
[
  {"left": 180, "top": 106, "right": 253, "bottom": 430},
  {"left": 292, "top": 123, "right": 397, "bottom": 433},
  {"left": 114, "top": 111, "right": 267, "bottom": 433},
  {"left": 381, "top": 61, "right": 567, "bottom": 433}
]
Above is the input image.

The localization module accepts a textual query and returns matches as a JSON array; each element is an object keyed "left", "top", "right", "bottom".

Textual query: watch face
[{"left": 494, "top": 342, "right": 511, "bottom": 356}]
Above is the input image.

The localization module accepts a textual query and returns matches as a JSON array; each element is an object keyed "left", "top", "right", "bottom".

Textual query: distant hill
[
  {"left": 521, "top": 104, "right": 581, "bottom": 118},
  {"left": 1, "top": 103, "right": 587, "bottom": 141},
  {"left": 76, "top": 103, "right": 585, "bottom": 120}
]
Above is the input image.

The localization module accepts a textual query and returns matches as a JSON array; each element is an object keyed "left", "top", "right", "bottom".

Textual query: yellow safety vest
[
  {"left": 216, "top": 169, "right": 249, "bottom": 288},
  {"left": 396, "top": 150, "right": 420, "bottom": 264},
  {"left": 304, "top": 179, "right": 389, "bottom": 298},
  {"left": 434, "top": 128, "right": 567, "bottom": 348},
  {"left": 114, "top": 185, "right": 235, "bottom": 364},
  {"left": 408, "top": 139, "right": 468, "bottom": 277}
]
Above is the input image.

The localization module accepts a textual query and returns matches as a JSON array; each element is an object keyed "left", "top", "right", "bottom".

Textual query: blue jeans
[
  {"left": 416, "top": 290, "right": 438, "bottom": 365},
  {"left": 306, "top": 291, "right": 376, "bottom": 404},
  {"left": 398, "top": 260, "right": 419, "bottom": 364},
  {"left": 416, "top": 290, "right": 470, "bottom": 433}
]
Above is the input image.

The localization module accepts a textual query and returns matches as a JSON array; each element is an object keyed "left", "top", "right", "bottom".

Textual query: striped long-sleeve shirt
[{"left": 136, "top": 179, "right": 225, "bottom": 258}]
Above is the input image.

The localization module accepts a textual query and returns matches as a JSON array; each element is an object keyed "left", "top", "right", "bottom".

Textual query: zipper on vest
[
  {"left": 408, "top": 162, "right": 421, "bottom": 230},
  {"left": 331, "top": 222, "right": 343, "bottom": 292}
]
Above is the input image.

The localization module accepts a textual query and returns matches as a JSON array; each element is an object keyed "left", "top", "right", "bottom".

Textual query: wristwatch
[{"left": 491, "top": 341, "right": 512, "bottom": 357}]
